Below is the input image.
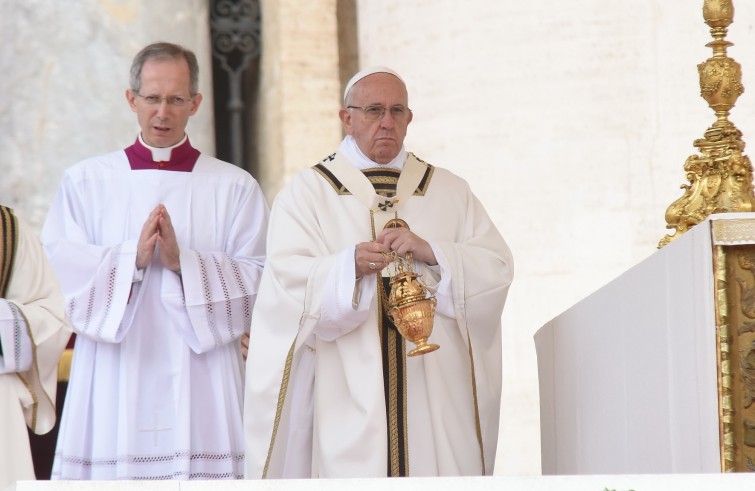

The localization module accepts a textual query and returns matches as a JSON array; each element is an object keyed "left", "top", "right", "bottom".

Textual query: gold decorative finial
[{"left": 659, "top": 0, "right": 755, "bottom": 248}]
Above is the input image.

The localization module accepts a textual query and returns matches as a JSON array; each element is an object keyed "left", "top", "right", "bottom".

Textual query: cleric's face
[{"left": 126, "top": 57, "right": 202, "bottom": 148}]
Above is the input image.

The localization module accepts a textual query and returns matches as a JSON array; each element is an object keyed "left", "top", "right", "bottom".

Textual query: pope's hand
[
  {"left": 376, "top": 227, "right": 437, "bottom": 266},
  {"left": 354, "top": 241, "right": 390, "bottom": 278}
]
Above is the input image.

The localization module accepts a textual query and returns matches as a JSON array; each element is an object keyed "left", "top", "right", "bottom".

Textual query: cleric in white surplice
[
  {"left": 41, "top": 43, "right": 269, "bottom": 480},
  {"left": 244, "top": 67, "right": 514, "bottom": 478}
]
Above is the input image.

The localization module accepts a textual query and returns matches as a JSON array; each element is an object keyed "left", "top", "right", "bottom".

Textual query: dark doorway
[{"left": 210, "top": 0, "right": 262, "bottom": 175}]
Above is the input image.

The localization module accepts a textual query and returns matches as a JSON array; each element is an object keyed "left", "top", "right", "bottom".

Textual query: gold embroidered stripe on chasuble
[{"left": 0, "top": 205, "right": 18, "bottom": 299}]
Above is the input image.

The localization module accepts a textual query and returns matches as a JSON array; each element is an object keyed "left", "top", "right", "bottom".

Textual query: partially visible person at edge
[
  {"left": 243, "top": 66, "right": 514, "bottom": 478},
  {"left": 41, "top": 42, "right": 269, "bottom": 480},
  {"left": 0, "top": 205, "right": 71, "bottom": 489}
]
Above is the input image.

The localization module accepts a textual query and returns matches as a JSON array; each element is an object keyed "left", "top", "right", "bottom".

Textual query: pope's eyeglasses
[
  {"left": 346, "top": 105, "right": 411, "bottom": 121},
  {"left": 134, "top": 92, "right": 194, "bottom": 107}
]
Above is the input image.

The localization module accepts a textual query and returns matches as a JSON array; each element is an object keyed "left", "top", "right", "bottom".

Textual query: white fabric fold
[{"left": 0, "top": 302, "right": 32, "bottom": 373}]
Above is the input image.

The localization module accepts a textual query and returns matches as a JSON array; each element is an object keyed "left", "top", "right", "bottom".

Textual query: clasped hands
[
  {"left": 354, "top": 226, "right": 437, "bottom": 278},
  {"left": 136, "top": 204, "right": 181, "bottom": 273}
]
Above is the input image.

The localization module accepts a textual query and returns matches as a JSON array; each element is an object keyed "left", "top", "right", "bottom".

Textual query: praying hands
[{"left": 136, "top": 204, "right": 181, "bottom": 272}]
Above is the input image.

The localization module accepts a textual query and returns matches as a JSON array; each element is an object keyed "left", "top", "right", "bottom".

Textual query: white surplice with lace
[{"left": 43, "top": 143, "right": 268, "bottom": 480}]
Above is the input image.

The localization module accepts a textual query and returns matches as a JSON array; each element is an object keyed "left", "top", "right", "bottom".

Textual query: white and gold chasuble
[{"left": 244, "top": 142, "right": 513, "bottom": 478}]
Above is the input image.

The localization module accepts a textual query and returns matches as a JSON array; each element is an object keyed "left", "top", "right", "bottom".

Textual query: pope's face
[
  {"left": 125, "top": 57, "right": 202, "bottom": 148},
  {"left": 339, "top": 73, "right": 413, "bottom": 164}
]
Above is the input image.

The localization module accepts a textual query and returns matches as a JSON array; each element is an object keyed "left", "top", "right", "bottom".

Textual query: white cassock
[
  {"left": 0, "top": 208, "right": 70, "bottom": 490},
  {"left": 42, "top": 137, "right": 269, "bottom": 480},
  {"left": 245, "top": 136, "right": 513, "bottom": 478}
]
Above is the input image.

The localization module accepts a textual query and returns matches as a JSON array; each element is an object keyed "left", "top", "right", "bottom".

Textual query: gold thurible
[
  {"left": 660, "top": 0, "right": 755, "bottom": 248},
  {"left": 382, "top": 218, "right": 440, "bottom": 356}
]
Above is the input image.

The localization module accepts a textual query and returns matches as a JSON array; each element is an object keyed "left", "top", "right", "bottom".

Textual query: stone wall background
[
  {"left": 0, "top": 0, "right": 214, "bottom": 227},
  {"left": 3, "top": 0, "right": 755, "bottom": 476}
]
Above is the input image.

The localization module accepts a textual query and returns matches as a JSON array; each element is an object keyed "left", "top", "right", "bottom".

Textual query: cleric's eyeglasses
[
  {"left": 134, "top": 92, "right": 195, "bottom": 107},
  {"left": 346, "top": 105, "right": 411, "bottom": 121}
]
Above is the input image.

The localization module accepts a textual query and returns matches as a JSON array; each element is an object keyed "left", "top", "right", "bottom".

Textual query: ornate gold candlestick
[{"left": 659, "top": 0, "right": 755, "bottom": 248}]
